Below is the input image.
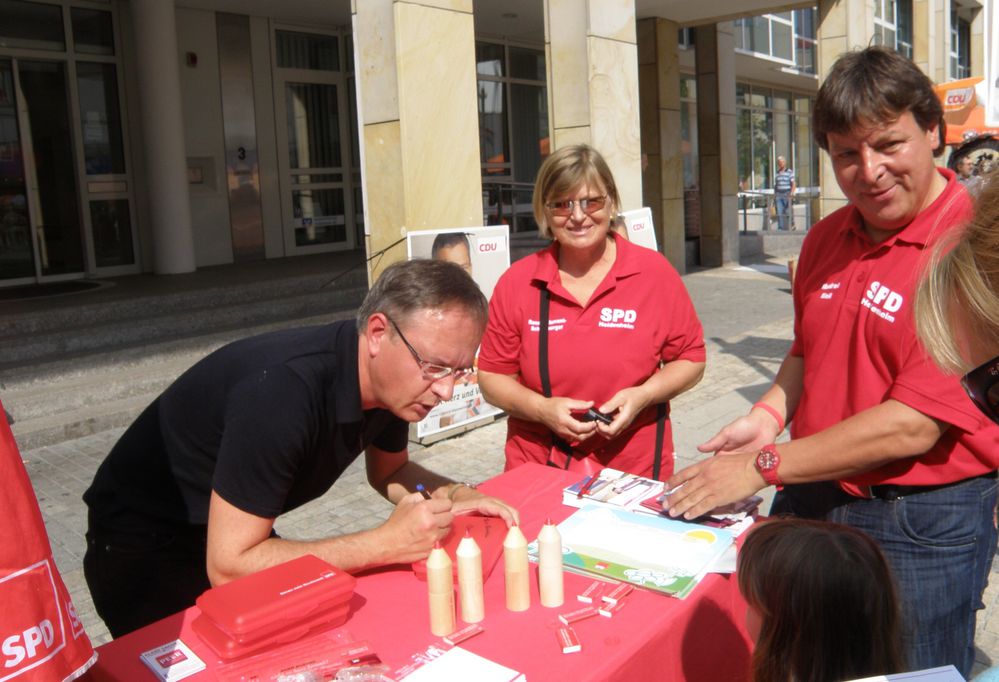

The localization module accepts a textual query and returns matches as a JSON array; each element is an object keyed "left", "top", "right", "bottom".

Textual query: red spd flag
[{"left": 0, "top": 400, "right": 95, "bottom": 681}]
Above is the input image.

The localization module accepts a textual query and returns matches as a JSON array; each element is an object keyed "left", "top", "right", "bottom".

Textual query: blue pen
[{"left": 416, "top": 483, "right": 432, "bottom": 500}]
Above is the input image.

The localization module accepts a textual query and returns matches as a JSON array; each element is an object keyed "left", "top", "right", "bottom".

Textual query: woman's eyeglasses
[
  {"left": 962, "top": 355, "right": 999, "bottom": 425},
  {"left": 545, "top": 196, "right": 607, "bottom": 217}
]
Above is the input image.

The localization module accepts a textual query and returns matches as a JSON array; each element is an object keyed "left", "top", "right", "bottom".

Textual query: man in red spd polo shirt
[{"left": 666, "top": 47, "right": 999, "bottom": 676}]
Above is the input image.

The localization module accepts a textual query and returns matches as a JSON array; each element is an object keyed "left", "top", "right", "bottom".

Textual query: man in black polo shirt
[{"left": 84, "top": 259, "right": 518, "bottom": 637}]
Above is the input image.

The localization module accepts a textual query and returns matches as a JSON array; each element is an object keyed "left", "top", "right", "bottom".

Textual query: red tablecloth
[{"left": 85, "top": 463, "right": 753, "bottom": 681}]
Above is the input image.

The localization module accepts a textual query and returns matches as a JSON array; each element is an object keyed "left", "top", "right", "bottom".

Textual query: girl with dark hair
[{"left": 737, "top": 518, "right": 906, "bottom": 682}]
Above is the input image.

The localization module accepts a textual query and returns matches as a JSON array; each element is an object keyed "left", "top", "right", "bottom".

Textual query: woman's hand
[
  {"left": 593, "top": 385, "right": 652, "bottom": 439},
  {"left": 536, "top": 396, "right": 600, "bottom": 444}
]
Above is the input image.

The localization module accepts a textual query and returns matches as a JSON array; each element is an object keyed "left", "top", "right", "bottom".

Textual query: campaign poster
[
  {"left": 619, "top": 207, "right": 658, "bottom": 251},
  {"left": 406, "top": 226, "right": 510, "bottom": 439}
]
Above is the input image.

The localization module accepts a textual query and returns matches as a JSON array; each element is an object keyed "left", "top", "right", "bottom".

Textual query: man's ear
[
  {"left": 929, "top": 118, "right": 946, "bottom": 157},
  {"left": 364, "top": 313, "right": 390, "bottom": 357}
]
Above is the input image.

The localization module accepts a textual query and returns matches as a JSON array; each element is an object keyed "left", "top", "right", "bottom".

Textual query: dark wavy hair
[
  {"left": 737, "top": 518, "right": 906, "bottom": 682},
  {"left": 814, "top": 46, "right": 945, "bottom": 156}
]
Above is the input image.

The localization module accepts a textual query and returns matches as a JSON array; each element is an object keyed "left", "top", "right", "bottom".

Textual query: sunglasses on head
[
  {"left": 545, "top": 195, "right": 607, "bottom": 217},
  {"left": 961, "top": 354, "right": 999, "bottom": 426}
]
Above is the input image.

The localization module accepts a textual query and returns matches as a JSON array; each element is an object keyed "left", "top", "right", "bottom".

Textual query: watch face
[{"left": 757, "top": 450, "right": 778, "bottom": 471}]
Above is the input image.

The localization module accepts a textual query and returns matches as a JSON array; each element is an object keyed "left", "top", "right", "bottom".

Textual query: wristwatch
[
  {"left": 447, "top": 481, "right": 477, "bottom": 501},
  {"left": 755, "top": 444, "right": 783, "bottom": 490}
]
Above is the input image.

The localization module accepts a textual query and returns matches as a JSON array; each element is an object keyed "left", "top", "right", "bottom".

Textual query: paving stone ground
[{"left": 17, "top": 258, "right": 999, "bottom": 677}]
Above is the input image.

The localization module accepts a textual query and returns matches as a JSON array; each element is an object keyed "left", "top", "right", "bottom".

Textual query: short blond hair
[
  {"left": 532, "top": 144, "right": 620, "bottom": 239},
  {"left": 915, "top": 172, "right": 999, "bottom": 371}
]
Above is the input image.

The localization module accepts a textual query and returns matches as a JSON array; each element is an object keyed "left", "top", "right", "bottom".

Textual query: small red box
[{"left": 193, "top": 555, "right": 356, "bottom": 660}]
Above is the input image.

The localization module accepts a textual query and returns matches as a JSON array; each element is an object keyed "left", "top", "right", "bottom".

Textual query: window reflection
[
  {"left": 0, "top": 0, "right": 65, "bottom": 51},
  {"left": 77, "top": 62, "right": 125, "bottom": 175},
  {"left": 286, "top": 83, "right": 340, "bottom": 169}
]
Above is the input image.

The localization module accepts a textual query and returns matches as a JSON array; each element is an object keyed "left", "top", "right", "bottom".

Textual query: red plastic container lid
[{"left": 195, "top": 554, "right": 356, "bottom": 643}]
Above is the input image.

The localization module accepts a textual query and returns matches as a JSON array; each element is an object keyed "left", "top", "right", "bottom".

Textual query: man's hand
[
  {"left": 374, "top": 492, "right": 454, "bottom": 564},
  {"left": 664, "top": 451, "right": 765, "bottom": 520},
  {"left": 697, "top": 411, "right": 778, "bottom": 456},
  {"left": 660, "top": 410, "right": 778, "bottom": 520},
  {"left": 449, "top": 485, "right": 520, "bottom": 527}
]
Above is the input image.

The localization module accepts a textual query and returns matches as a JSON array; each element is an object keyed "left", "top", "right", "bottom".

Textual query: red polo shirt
[
  {"left": 479, "top": 233, "right": 705, "bottom": 478},
  {"left": 791, "top": 169, "right": 998, "bottom": 493}
]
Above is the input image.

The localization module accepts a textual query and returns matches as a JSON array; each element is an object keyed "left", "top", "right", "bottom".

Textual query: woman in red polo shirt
[{"left": 478, "top": 144, "right": 705, "bottom": 479}]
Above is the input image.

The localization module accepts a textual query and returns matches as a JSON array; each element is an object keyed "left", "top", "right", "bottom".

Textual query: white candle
[{"left": 538, "top": 518, "right": 564, "bottom": 607}]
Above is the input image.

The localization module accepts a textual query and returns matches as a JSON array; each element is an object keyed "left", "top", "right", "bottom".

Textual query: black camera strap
[
  {"left": 538, "top": 285, "right": 667, "bottom": 479},
  {"left": 539, "top": 286, "right": 574, "bottom": 468}
]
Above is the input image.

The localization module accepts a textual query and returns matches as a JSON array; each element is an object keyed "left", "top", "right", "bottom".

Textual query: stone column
[
  {"left": 815, "top": 0, "right": 875, "bottom": 220},
  {"left": 130, "top": 0, "right": 195, "bottom": 274},
  {"left": 913, "top": 0, "right": 947, "bottom": 84},
  {"left": 970, "top": 5, "right": 985, "bottom": 78},
  {"left": 637, "top": 18, "right": 685, "bottom": 272},
  {"left": 694, "top": 23, "right": 738, "bottom": 267},
  {"left": 544, "top": 0, "right": 642, "bottom": 213},
  {"left": 352, "top": 0, "right": 482, "bottom": 282}
]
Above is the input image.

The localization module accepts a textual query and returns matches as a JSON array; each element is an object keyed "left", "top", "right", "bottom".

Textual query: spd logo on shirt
[
  {"left": 861, "top": 281, "right": 903, "bottom": 323},
  {"left": 0, "top": 560, "right": 66, "bottom": 676},
  {"left": 599, "top": 308, "right": 637, "bottom": 330}
]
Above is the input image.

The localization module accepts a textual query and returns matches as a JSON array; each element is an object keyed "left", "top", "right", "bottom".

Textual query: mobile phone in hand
[{"left": 579, "top": 407, "right": 614, "bottom": 425}]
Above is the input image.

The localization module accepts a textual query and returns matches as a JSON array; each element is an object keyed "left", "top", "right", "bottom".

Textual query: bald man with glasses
[{"left": 84, "top": 259, "right": 518, "bottom": 637}]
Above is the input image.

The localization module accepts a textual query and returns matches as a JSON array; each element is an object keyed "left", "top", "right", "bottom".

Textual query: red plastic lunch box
[{"left": 192, "top": 554, "right": 356, "bottom": 660}]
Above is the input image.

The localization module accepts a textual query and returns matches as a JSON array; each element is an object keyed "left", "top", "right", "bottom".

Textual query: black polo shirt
[{"left": 84, "top": 321, "right": 408, "bottom": 531}]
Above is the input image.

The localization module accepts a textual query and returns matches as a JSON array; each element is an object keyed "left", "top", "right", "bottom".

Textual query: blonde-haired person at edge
[
  {"left": 915, "top": 172, "right": 999, "bottom": 681},
  {"left": 916, "top": 171, "right": 999, "bottom": 385},
  {"left": 477, "top": 144, "right": 705, "bottom": 480}
]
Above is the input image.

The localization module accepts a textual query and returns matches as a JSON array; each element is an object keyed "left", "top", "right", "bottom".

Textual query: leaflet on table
[
  {"left": 638, "top": 491, "right": 763, "bottom": 532},
  {"left": 395, "top": 644, "right": 526, "bottom": 681},
  {"left": 563, "top": 469, "right": 761, "bottom": 532},
  {"left": 562, "top": 468, "right": 664, "bottom": 510},
  {"left": 530, "top": 506, "right": 735, "bottom": 599},
  {"left": 846, "top": 665, "right": 964, "bottom": 681}
]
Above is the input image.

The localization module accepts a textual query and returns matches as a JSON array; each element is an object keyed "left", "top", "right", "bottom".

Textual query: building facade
[{"left": 0, "top": 0, "right": 988, "bottom": 288}]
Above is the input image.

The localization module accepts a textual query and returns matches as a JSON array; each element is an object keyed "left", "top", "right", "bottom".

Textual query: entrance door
[
  {"left": 0, "top": 58, "right": 85, "bottom": 282},
  {"left": 273, "top": 29, "right": 356, "bottom": 254},
  {"left": 0, "top": 61, "right": 32, "bottom": 279}
]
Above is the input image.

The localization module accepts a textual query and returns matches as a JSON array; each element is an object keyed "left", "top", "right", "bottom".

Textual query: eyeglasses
[
  {"left": 961, "top": 354, "right": 999, "bottom": 426},
  {"left": 545, "top": 195, "right": 607, "bottom": 217},
  {"left": 386, "top": 315, "right": 475, "bottom": 381}
]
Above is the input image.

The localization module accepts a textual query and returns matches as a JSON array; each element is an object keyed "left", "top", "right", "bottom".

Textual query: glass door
[
  {"left": 19, "top": 58, "right": 85, "bottom": 278},
  {"left": 0, "top": 60, "right": 33, "bottom": 280},
  {"left": 0, "top": 2, "right": 135, "bottom": 286},
  {"left": 0, "top": 57, "right": 87, "bottom": 283},
  {"left": 273, "top": 28, "right": 356, "bottom": 254}
]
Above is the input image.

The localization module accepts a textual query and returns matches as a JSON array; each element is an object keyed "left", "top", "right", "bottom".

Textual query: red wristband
[{"left": 752, "top": 402, "right": 785, "bottom": 433}]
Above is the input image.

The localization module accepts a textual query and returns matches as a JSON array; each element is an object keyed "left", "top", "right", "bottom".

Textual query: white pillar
[{"left": 131, "top": 0, "right": 195, "bottom": 274}]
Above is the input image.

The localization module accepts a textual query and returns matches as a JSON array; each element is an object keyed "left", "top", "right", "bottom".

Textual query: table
[{"left": 85, "top": 463, "right": 753, "bottom": 681}]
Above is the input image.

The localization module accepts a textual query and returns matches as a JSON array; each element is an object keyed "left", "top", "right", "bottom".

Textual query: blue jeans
[
  {"left": 775, "top": 194, "right": 791, "bottom": 230},
  {"left": 772, "top": 476, "right": 998, "bottom": 677}
]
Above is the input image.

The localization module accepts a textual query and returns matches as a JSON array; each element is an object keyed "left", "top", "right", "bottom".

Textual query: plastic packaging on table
[{"left": 215, "top": 629, "right": 384, "bottom": 681}]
